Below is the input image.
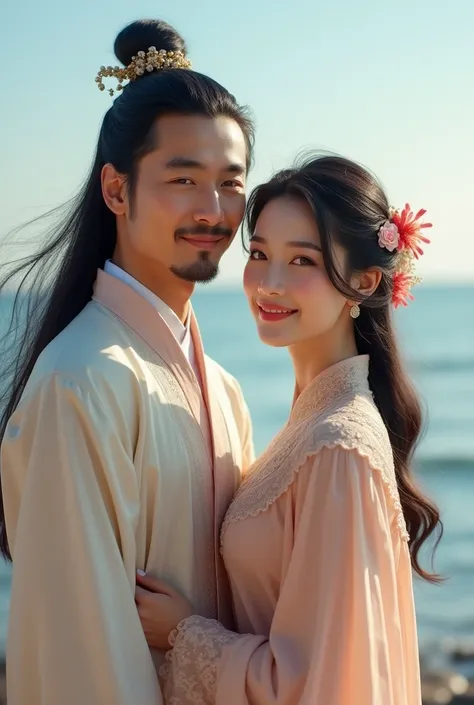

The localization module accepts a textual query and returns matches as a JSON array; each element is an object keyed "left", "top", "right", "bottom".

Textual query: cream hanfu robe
[
  {"left": 162, "top": 355, "right": 422, "bottom": 705},
  {"left": 0, "top": 268, "right": 254, "bottom": 705}
]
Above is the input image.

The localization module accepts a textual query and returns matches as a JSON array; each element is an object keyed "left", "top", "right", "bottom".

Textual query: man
[{"left": 0, "top": 19, "right": 255, "bottom": 705}]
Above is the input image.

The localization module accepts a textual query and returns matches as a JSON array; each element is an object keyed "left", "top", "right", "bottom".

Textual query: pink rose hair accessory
[
  {"left": 378, "top": 221, "right": 400, "bottom": 251},
  {"left": 377, "top": 203, "right": 432, "bottom": 309}
]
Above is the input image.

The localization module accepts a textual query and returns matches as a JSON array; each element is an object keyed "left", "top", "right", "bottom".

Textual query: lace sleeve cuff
[{"left": 159, "top": 615, "right": 241, "bottom": 705}]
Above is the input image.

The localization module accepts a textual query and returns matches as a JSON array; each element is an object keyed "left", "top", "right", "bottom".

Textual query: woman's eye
[
  {"left": 292, "top": 256, "right": 315, "bottom": 266},
  {"left": 172, "top": 178, "right": 194, "bottom": 185},
  {"left": 249, "top": 250, "right": 266, "bottom": 260}
]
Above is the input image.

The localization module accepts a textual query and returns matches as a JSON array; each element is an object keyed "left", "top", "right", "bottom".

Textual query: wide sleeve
[
  {"left": 1, "top": 373, "right": 162, "bottom": 705},
  {"left": 162, "top": 446, "right": 419, "bottom": 705}
]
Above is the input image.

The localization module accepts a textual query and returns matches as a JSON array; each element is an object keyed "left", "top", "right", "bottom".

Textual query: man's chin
[{"left": 170, "top": 260, "right": 219, "bottom": 284}]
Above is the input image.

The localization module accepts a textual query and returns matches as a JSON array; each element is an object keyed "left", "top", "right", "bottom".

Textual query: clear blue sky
[{"left": 1, "top": 0, "right": 473, "bottom": 284}]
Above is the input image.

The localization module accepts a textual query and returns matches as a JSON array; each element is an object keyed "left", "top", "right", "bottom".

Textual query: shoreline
[{"left": 421, "top": 639, "right": 474, "bottom": 704}]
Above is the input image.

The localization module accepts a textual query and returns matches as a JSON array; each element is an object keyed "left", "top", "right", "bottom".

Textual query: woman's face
[{"left": 243, "top": 196, "right": 352, "bottom": 349}]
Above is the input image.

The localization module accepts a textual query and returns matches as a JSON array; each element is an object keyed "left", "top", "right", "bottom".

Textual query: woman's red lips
[{"left": 257, "top": 302, "right": 298, "bottom": 322}]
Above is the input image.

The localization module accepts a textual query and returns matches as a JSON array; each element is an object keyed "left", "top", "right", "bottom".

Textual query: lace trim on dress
[
  {"left": 221, "top": 366, "right": 410, "bottom": 549},
  {"left": 290, "top": 355, "right": 371, "bottom": 424},
  {"left": 159, "top": 615, "right": 241, "bottom": 705}
]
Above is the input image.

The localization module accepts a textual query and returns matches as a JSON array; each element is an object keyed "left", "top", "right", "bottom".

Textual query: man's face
[{"left": 116, "top": 114, "right": 248, "bottom": 286}]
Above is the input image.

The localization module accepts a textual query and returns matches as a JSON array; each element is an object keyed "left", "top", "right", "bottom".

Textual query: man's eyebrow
[{"left": 165, "top": 157, "right": 246, "bottom": 174}]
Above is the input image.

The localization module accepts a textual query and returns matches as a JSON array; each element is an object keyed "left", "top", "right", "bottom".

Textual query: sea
[{"left": 0, "top": 285, "right": 473, "bottom": 655}]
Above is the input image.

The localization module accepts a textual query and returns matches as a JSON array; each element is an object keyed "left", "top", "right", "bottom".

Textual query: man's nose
[{"left": 193, "top": 190, "right": 224, "bottom": 227}]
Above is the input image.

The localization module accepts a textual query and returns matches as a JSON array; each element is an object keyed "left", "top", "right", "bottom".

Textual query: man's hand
[{"left": 135, "top": 571, "right": 194, "bottom": 650}]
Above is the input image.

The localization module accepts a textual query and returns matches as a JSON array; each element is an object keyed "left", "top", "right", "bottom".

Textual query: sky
[{"left": 1, "top": 0, "right": 473, "bottom": 286}]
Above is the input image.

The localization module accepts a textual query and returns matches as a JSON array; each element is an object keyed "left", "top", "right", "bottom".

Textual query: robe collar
[{"left": 290, "top": 355, "right": 371, "bottom": 425}]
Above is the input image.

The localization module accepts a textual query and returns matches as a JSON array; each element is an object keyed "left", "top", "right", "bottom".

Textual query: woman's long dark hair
[
  {"left": 245, "top": 154, "right": 442, "bottom": 582},
  {"left": 0, "top": 18, "right": 255, "bottom": 560}
]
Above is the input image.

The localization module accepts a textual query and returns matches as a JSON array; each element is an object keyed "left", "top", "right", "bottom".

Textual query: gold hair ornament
[{"left": 95, "top": 46, "right": 192, "bottom": 96}]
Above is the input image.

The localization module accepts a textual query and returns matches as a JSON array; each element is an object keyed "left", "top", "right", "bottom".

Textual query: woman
[{"left": 134, "top": 155, "right": 442, "bottom": 705}]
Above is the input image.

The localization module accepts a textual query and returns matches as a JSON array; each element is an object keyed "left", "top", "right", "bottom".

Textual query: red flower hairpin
[{"left": 378, "top": 204, "right": 432, "bottom": 308}]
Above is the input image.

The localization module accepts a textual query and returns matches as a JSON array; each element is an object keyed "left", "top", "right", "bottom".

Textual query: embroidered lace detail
[
  {"left": 221, "top": 357, "right": 409, "bottom": 548},
  {"left": 159, "top": 615, "right": 240, "bottom": 705},
  {"left": 290, "top": 355, "right": 371, "bottom": 424}
]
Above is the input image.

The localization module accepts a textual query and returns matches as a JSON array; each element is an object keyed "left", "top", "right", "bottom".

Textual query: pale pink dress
[{"left": 161, "top": 355, "right": 422, "bottom": 705}]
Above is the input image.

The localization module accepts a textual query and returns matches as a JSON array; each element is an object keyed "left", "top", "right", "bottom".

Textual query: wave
[
  {"left": 414, "top": 457, "right": 474, "bottom": 473},
  {"left": 410, "top": 358, "right": 474, "bottom": 373}
]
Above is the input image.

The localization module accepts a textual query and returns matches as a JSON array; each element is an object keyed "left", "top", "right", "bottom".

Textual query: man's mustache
[{"left": 175, "top": 224, "right": 233, "bottom": 239}]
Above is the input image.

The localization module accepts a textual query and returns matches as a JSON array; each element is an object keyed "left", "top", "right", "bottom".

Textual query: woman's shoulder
[
  {"left": 223, "top": 392, "right": 395, "bottom": 531},
  {"left": 308, "top": 392, "right": 394, "bottom": 474}
]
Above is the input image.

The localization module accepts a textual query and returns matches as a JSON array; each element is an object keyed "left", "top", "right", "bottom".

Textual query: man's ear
[{"left": 101, "top": 163, "right": 128, "bottom": 216}]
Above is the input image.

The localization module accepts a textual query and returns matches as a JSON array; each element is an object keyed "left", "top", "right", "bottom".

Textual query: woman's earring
[{"left": 349, "top": 304, "right": 360, "bottom": 319}]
